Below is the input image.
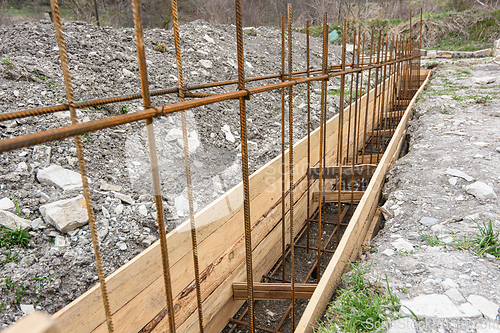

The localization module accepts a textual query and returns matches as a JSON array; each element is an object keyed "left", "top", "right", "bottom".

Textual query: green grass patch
[
  {"left": 315, "top": 264, "right": 402, "bottom": 332},
  {"left": 454, "top": 220, "right": 500, "bottom": 258},
  {"left": 0, "top": 226, "right": 30, "bottom": 249}
]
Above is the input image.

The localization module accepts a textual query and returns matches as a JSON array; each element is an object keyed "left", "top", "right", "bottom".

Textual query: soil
[{"left": 0, "top": 19, "right": 349, "bottom": 327}]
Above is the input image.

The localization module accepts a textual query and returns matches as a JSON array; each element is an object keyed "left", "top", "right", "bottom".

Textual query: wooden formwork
[{"left": 6, "top": 68, "right": 431, "bottom": 333}]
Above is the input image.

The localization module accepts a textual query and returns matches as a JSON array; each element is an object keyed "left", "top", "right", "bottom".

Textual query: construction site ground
[{"left": 359, "top": 58, "right": 500, "bottom": 332}]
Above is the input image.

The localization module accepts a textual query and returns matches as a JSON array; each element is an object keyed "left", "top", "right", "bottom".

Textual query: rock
[
  {"left": 388, "top": 317, "right": 415, "bottom": 333},
  {"left": 19, "top": 304, "right": 35, "bottom": 315},
  {"left": 138, "top": 204, "right": 148, "bottom": 217},
  {"left": 37, "top": 165, "right": 83, "bottom": 191},
  {"left": 97, "top": 219, "right": 109, "bottom": 241},
  {"left": 473, "top": 142, "right": 490, "bottom": 147},
  {"left": 473, "top": 48, "right": 492, "bottom": 57},
  {"left": 165, "top": 128, "right": 183, "bottom": 141},
  {"left": 193, "top": 160, "right": 203, "bottom": 168},
  {"left": 0, "top": 198, "right": 15, "bottom": 210},
  {"left": 16, "top": 162, "right": 28, "bottom": 172},
  {"left": 221, "top": 124, "right": 235, "bottom": 143},
  {"left": 31, "top": 218, "right": 44, "bottom": 230},
  {"left": 380, "top": 200, "right": 394, "bottom": 220},
  {"left": 497, "top": 147, "right": 500, "bottom": 153},
  {"left": 449, "top": 177, "right": 458, "bottom": 185},
  {"left": 122, "top": 68, "right": 134, "bottom": 77},
  {"left": 114, "top": 204, "right": 124, "bottom": 215},
  {"left": 0, "top": 210, "right": 32, "bottom": 230},
  {"left": 446, "top": 288, "right": 466, "bottom": 303},
  {"left": 203, "top": 34, "right": 214, "bottom": 44},
  {"left": 99, "top": 182, "right": 122, "bottom": 192},
  {"left": 427, "top": 50, "right": 437, "bottom": 59},
  {"left": 391, "top": 238, "right": 414, "bottom": 252},
  {"left": 39, "top": 196, "right": 89, "bottom": 233},
  {"left": 445, "top": 168, "right": 474, "bottom": 182},
  {"left": 420, "top": 217, "right": 439, "bottom": 227},
  {"left": 140, "top": 234, "right": 156, "bottom": 247},
  {"left": 401, "top": 294, "right": 482, "bottom": 319},
  {"left": 199, "top": 59, "right": 213, "bottom": 69},
  {"left": 32, "top": 145, "right": 51, "bottom": 166},
  {"left": 465, "top": 181, "right": 497, "bottom": 200},
  {"left": 116, "top": 241, "right": 127, "bottom": 251},
  {"left": 382, "top": 249, "right": 395, "bottom": 256},
  {"left": 101, "top": 206, "right": 110, "bottom": 218},
  {"left": 176, "top": 131, "right": 200, "bottom": 153},
  {"left": 473, "top": 77, "right": 496, "bottom": 85},
  {"left": 113, "top": 192, "right": 135, "bottom": 205},
  {"left": 54, "top": 235, "right": 66, "bottom": 247},
  {"left": 440, "top": 278, "right": 459, "bottom": 289},
  {"left": 467, "top": 295, "right": 499, "bottom": 321}
]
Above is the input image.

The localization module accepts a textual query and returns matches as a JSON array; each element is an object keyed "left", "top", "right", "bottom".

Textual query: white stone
[
  {"left": 16, "top": 162, "right": 28, "bottom": 172},
  {"left": 199, "top": 59, "right": 213, "bottom": 69},
  {"left": 0, "top": 210, "right": 31, "bottom": 230},
  {"left": 473, "top": 48, "right": 492, "bottom": 57},
  {"left": 99, "top": 182, "right": 122, "bottom": 192},
  {"left": 380, "top": 200, "right": 395, "bottom": 220},
  {"left": 138, "top": 204, "right": 148, "bottom": 217},
  {"left": 0, "top": 198, "right": 15, "bottom": 210},
  {"left": 97, "top": 219, "right": 109, "bottom": 241},
  {"left": 440, "top": 278, "right": 459, "bottom": 289},
  {"left": 420, "top": 217, "right": 439, "bottom": 227},
  {"left": 446, "top": 288, "right": 466, "bottom": 303},
  {"left": 116, "top": 241, "right": 127, "bottom": 251},
  {"left": 467, "top": 295, "right": 499, "bottom": 321},
  {"left": 101, "top": 206, "right": 110, "bottom": 218},
  {"left": 122, "top": 68, "right": 135, "bottom": 77},
  {"left": 473, "top": 77, "right": 496, "bottom": 85},
  {"left": 39, "top": 196, "right": 88, "bottom": 233},
  {"left": 446, "top": 168, "right": 474, "bottom": 182},
  {"left": 203, "top": 34, "right": 214, "bottom": 44},
  {"left": 54, "top": 235, "right": 66, "bottom": 247},
  {"left": 113, "top": 192, "right": 135, "bottom": 205},
  {"left": 473, "top": 142, "right": 490, "bottom": 147},
  {"left": 221, "top": 124, "right": 235, "bottom": 143},
  {"left": 20, "top": 304, "right": 35, "bottom": 315},
  {"left": 114, "top": 204, "right": 124, "bottom": 215},
  {"left": 382, "top": 249, "right": 395, "bottom": 256},
  {"left": 449, "top": 177, "right": 458, "bottom": 185},
  {"left": 391, "top": 238, "right": 414, "bottom": 252},
  {"left": 496, "top": 147, "right": 500, "bottom": 153},
  {"left": 388, "top": 317, "right": 415, "bottom": 333},
  {"left": 37, "top": 165, "right": 82, "bottom": 191},
  {"left": 176, "top": 135, "right": 200, "bottom": 153},
  {"left": 401, "top": 294, "right": 482, "bottom": 319},
  {"left": 166, "top": 128, "right": 183, "bottom": 141},
  {"left": 465, "top": 181, "right": 497, "bottom": 200},
  {"left": 427, "top": 50, "right": 437, "bottom": 58},
  {"left": 476, "top": 328, "right": 500, "bottom": 333}
]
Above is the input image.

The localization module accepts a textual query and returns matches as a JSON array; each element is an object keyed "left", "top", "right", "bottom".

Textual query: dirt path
[{"left": 361, "top": 58, "right": 500, "bottom": 332}]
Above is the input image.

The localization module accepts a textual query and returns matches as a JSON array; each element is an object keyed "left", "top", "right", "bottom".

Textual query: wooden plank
[
  {"left": 232, "top": 283, "right": 317, "bottom": 300},
  {"left": 346, "top": 154, "right": 382, "bottom": 164},
  {"left": 366, "top": 129, "right": 393, "bottom": 137},
  {"left": 309, "top": 164, "right": 377, "bottom": 180},
  {"left": 3, "top": 311, "right": 59, "bottom": 333},
  {"left": 295, "top": 69, "right": 431, "bottom": 333},
  {"left": 312, "top": 191, "right": 365, "bottom": 203}
]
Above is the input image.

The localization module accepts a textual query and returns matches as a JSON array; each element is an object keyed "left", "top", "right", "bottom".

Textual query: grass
[
  {"left": 0, "top": 225, "right": 30, "bottom": 249},
  {"left": 0, "top": 250, "right": 20, "bottom": 269},
  {"left": 420, "top": 220, "right": 500, "bottom": 259},
  {"left": 315, "top": 263, "right": 402, "bottom": 333}
]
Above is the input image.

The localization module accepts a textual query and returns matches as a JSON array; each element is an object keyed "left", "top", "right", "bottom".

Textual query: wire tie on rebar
[{"left": 244, "top": 89, "right": 251, "bottom": 100}]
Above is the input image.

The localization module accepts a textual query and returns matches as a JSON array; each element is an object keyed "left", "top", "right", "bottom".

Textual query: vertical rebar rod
[
  {"left": 306, "top": 20, "right": 311, "bottom": 253},
  {"left": 361, "top": 32, "right": 373, "bottom": 159},
  {"left": 420, "top": 9, "right": 423, "bottom": 85},
  {"left": 132, "top": 1, "right": 177, "bottom": 332},
  {"left": 170, "top": 0, "right": 204, "bottom": 331},
  {"left": 376, "top": 35, "right": 389, "bottom": 158},
  {"left": 49, "top": 1, "right": 113, "bottom": 331},
  {"left": 353, "top": 28, "right": 362, "bottom": 166},
  {"left": 337, "top": 20, "right": 347, "bottom": 243},
  {"left": 356, "top": 31, "right": 365, "bottom": 165},
  {"left": 234, "top": 0, "right": 254, "bottom": 332},
  {"left": 386, "top": 38, "right": 395, "bottom": 134},
  {"left": 316, "top": 11, "right": 328, "bottom": 281},
  {"left": 369, "top": 31, "right": 382, "bottom": 164},
  {"left": 287, "top": 4, "right": 296, "bottom": 329},
  {"left": 280, "top": 14, "right": 287, "bottom": 284},
  {"left": 347, "top": 29, "right": 357, "bottom": 218},
  {"left": 93, "top": 0, "right": 100, "bottom": 27}
]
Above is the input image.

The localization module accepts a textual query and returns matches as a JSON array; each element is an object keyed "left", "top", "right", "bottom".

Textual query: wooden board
[
  {"left": 312, "top": 191, "right": 365, "bottom": 203},
  {"left": 295, "top": 69, "right": 431, "bottom": 333},
  {"left": 309, "top": 164, "right": 377, "bottom": 180},
  {"left": 3, "top": 311, "right": 59, "bottom": 333},
  {"left": 232, "top": 283, "right": 317, "bottom": 300}
]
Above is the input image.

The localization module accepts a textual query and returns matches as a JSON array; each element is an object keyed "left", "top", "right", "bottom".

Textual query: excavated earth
[
  {"left": 356, "top": 58, "right": 500, "bottom": 332},
  {"left": 0, "top": 19, "right": 348, "bottom": 327}
]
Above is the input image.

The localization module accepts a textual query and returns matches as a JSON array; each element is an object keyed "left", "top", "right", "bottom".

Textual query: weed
[
  {"left": 0, "top": 303, "right": 4, "bottom": 312},
  {"left": 121, "top": 105, "right": 129, "bottom": 114},
  {"left": 4, "top": 276, "right": 15, "bottom": 290},
  {"left": 1, "top": 57, "right": 14, "bottom": 70},
  {"left": 419, "top": 231, "right": 444, "bottom": 247},
  {"left": 466, "top": 220, "right": 500, "bottom": 258},
  {"left": 34, "top": 272, "right": 57, "bottom": 303},
  {"left": 315, "top": 264, "right": 402, "bottom": 332},
  {"left": 155, "top": 43, "right": 167, "bottom": 53},
  {"left": 0, "top": 225, "right": 30, "bottom": 249},
  {"left": 14, "top": 287, "right": 26, "bottom": 304},
  {"left": 452, "top": 94, "right": 464, "bottom": 102},
  {"left": 8, "top": 191, "right": 21, "bottom": 217}
]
